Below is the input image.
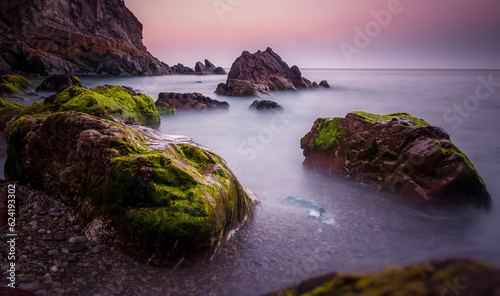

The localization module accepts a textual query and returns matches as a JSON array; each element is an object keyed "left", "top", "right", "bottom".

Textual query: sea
[{"left": 4, "top": 69, "right": 500, "bottom": 295}]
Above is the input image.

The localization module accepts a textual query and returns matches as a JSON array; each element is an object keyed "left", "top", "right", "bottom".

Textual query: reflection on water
[{"left": 2, "top": 69, "right": 499, "bottom": 295}]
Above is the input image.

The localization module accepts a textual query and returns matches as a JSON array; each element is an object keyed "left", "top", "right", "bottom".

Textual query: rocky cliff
[{"left": 0, "top": 0, "right": 172, "bottom": 76}]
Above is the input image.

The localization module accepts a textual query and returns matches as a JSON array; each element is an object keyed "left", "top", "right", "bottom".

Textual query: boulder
[
  {"left": 214, "top": 67, "right": 227, "bottom": 75},
  {"left": 263, "top": 259, "right": 500, "bottom": 296},
  {"left": 0, "top": 74, "right": 35, "bottom": 94},
  {"left": 35, "top": 75, "right": 84, "bottom": 92},
  {"left": 4, "top": 111, "right": 254, "bottom": 265},
  {"left": 249, "top": 100, "right": 283, "bottom": 111},
  {"left": 157, "top": 92, "right": 229, "bottom": 111},
  {"left": 300, "top": 111, "right": 491, "bottom": 209},
  {"left": 215, "top": 47, "right": 327, "bottom": 96},
  {"left": 171, "top": 63, "right": 194, "bottom": 74},
  {"left": 195, "top": 62, "right": 212, "bottom": 75},
  {"left": 319, "top": 80, "right": 330, "bottom": 88},
  {"left": 26, "top": 85, "right": 160, "bottom": 126},
  {"left": 0, "top": 0, "right": 171, "bottom": 76}
]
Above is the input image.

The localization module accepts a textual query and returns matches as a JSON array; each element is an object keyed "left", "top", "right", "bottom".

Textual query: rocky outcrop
[
  {"left": 171, "top": 63, "right": 195, "bottom": 74},
  {"left": 0, "top": 74, "right": 35, "bottom": 94},
  {"left": 157, "top": 92, "right": 229, "bottom": 111},
  {"left": 24, "top": 85, "right": 160, "bottom": 126},
  {"left": 300, "top": 112, "right": 491, "bottom": 209},
  {"left": 194, "top": 59, "right": 226, "bottom": 75},
  {"left": 35, "top": 75, "right": 83, "bottom": 92},
  {"left": 4, "top": 111, "right": 254, "bottom": 265},
  {"left": 0, "top": 0, "right": 171, "bottom": 76},
  {"left": 215, "top": 47, "right": 326, "bottom": 96},
  {"left": 263, "top": 259, "right": 500, "bottom": 296},
  {"left": 249, "top": 100, "right": 283, "bottom": 111},
  {"left": 0, "top": 98, "right": 23, "bottom": 132},
  {"left": 319, "top": 80, "right": 330, "bottom": 88}
]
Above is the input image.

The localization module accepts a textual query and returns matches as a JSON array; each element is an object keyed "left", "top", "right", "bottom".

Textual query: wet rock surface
[
  {"left": 249, "top": 100, "right": 283, "bottom": 111},
  {"left": 157, "top": 92, "right": 229, "bottom": 111},
  {"left": 300, "top": 112, "right": 491, "bottom": 208},
  {"left": 215, "top": 47, "right": 327, "bottom": 96}
]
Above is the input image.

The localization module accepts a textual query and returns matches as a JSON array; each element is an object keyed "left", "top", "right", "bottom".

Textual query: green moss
[
  {"left": 157, "top": 104, "right": 177, "bottom": 115},
  {"left": 0, "top": 98, "right": 23, "bottom": 109},
  {"left": 352, "top": 111, "right": 429, "bottom": 128},
  {"left": 179, "top": 144, "right": 217, "bottom": 169},
  {"left": 0, "top": 75, "right": 36, "bottom": 94},
  {"left": 315, "top": 118, "right": 342, "bottom": 150}
]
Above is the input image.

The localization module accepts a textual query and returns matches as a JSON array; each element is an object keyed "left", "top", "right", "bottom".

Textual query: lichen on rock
[{"left": 0, "top": 74, "right": 36, "bottom": 94}]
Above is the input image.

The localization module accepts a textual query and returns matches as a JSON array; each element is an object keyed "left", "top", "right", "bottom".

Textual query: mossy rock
[
  {"left": 301, "top": 111, "right": 491, "bottom": 209},
  {"left": 266, "top": 259, "right": 499, "bottom": 296},
  {"left": 20, "top": 85, "right": 160, "bottom": 127},
  {"left": 0, "top": 74, "right": 36, "bottom": 94},
  {"left": 6, "top": 111, "right": 253, "bottom": 264},
  {"left": 0, "top": 98, "right": 24, "bottom": 133}
]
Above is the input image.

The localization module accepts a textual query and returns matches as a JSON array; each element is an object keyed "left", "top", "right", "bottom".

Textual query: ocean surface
[{"left": 6, "top": 69, "right": 500, "bottom": 295}]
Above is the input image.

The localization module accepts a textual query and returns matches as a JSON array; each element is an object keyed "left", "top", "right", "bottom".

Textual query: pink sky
[{"left": 125, "top": 0, "right": 500, "bottom": 69}]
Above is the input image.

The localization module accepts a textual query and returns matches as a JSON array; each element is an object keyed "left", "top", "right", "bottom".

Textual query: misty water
[{"left": 8, "top": 69, "right": 500, "bottom": 295}]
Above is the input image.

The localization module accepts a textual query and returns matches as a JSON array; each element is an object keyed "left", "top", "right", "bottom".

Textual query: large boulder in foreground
[
  {"left": 30, "top": 85, "right": 160, "bottom": 126},
  {"left": 157, "top": 92, "right": 229, "bottom": 111},
  {"left": 36, "top": 75, "right": 83, "bottom": 92},
  {"left": 5, "top": 111, "right": 254, "bottom": 265},
  {"left": 264, "top": 259, "right": 500, "bottom": 296},
  {"left": 216, "top": 47, "right": 326, "bottom": 96},
  {"left": 300, "top": 112, "right": 491, "bottom": 209}
]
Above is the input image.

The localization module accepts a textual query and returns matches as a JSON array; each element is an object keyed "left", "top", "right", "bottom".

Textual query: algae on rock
[{"left": 0, "top": 74, "right": 35, "bottom": 94}]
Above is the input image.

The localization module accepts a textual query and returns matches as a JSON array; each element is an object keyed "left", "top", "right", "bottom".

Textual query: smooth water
[{"left": 9, "top": 70, "right": 500, "bottom": 295}]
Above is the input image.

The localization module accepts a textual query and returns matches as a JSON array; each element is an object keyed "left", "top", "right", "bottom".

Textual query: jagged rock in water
[
  {"left": 157, "top": 92, "right": 229, "bottom": 111},
  {"left": 249, "top": 100, "right": 283, "bottom": 111},
  {"left": 300, "top": 111, "right": 491, "bottom": 209},
  {"left": 0, "top": 0, "right": 171, "bottom": 76},
  {"left": 36, "top": 75, "right": 83, "bottom": 92},
  {"left": 215, "top": 47, "right": 327, "bottom": 96}
]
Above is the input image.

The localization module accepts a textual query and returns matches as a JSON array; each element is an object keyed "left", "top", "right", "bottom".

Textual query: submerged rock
[
  {"left": 215, "top": 47, "right": 327, "bottom": 96},
  {"left": 249, "top": 100, "right": 283, "bottom": 111},
  {"left": 4, "top": 111, "right": 254, "bottom": 265},
  {"left": 281, "top": 196, "right": 334, "bottom": 225},
  {"left": 36, "top": 75, "right": 83, "bottom": 92},
  {"left": 263, "top": 259, "right": 500, "bottom": 296},
  {"left": 0, "top": 74, "right": 35, "bottom": 94},
  {"left": 300, "top": 111, "right": 491, "bottom": 209},
  {"left": 157, "top": 92, "right": 229, "bottom": 111},
  {"left": 30, "top": 85, "right": 160, "bottom": 126}
]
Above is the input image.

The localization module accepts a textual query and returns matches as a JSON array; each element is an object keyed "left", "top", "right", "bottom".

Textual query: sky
[{"left": 125, "top": 0, "right": 500, "bottom": 69}]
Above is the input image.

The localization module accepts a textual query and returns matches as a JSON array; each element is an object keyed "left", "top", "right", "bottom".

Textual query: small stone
[
  {"left": 37, "top": 228, "right": 47, "bottom": 234},
  {"left": 42, "top": 234, "right": 53, "bottom": 241},
  {"left": 62, "top": 277, "right": 73, "bottom": 284},
  {"left": 68, "top": 236, "right": 87, "bottom": 244},
  {"left": 39, "top": 211, "right": 48, "bottom": 216},
  {"left": 50, "top": 265, "right": 58, "bottom": 272},
  {"left": 67, "top": 255, "right": 79, "bottom": 262},
  {"left": 50, "top": 212, "right": 62, "bottom": 217},
  {"left": 29, "top": 221, "right": 39, "bottom": 229},
  {"left": 69, "top": 244, "right": 88, "bottom": 253},
  {"left": 48, "top": 249, "right": 59, "bottom": 256},
  {"left": 53, "top": 231, "right": 65, "bottom": 241},
  {"left": 61, "top": 248, "right": 69, "bottom": 254}
]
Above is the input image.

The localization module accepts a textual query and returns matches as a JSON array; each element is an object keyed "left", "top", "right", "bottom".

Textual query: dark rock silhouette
[
  {"left": 157, "top": 92, "right": 229, "bottom": 111},
  {"left": 216, "top": 47, "right": 327, "bottom": 96},
  {"left": 300, "top": 111, "right": 491, "bottom": 209},
  {"left": 171, "top": 63, "right": 195, "bottom": 74},
  {"left": 0, "top": 0, "right": 171, "bottom": 76},
  {"left": 249, "top": 100, "right": 283, "bottom": 111},
  {"left": 36, "top": 75, "right": 84, "bottom": 92}
]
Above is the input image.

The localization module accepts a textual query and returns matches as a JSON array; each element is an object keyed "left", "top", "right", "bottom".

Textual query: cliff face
[{"left": 0, "top": 0, "right": 172, "bottom": 76}]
